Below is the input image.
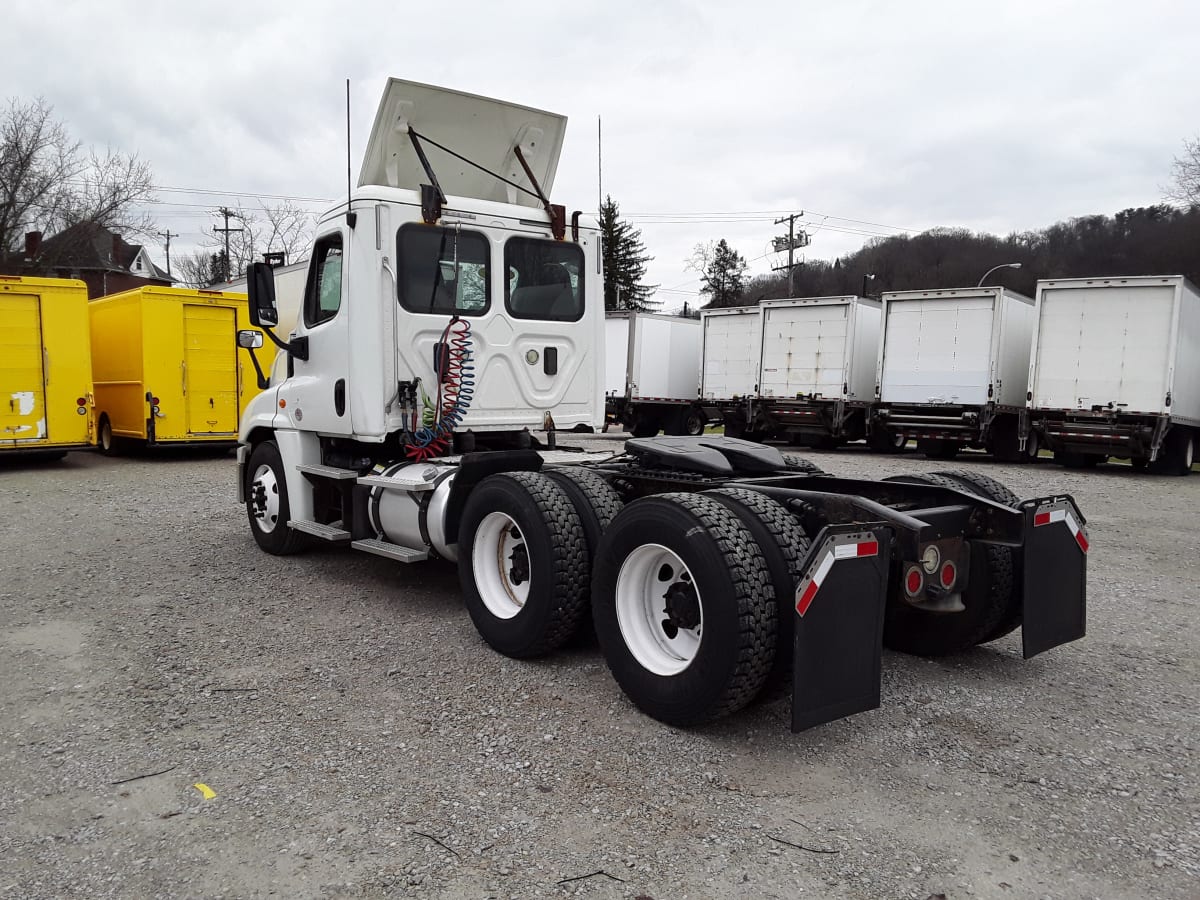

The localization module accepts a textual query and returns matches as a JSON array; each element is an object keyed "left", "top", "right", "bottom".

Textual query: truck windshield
[
  {"left": 396, "top": 224, "right": 490, "bottom": 316},
  {"left": 505, "top": 237, "right": 584, "bottom": 322}
]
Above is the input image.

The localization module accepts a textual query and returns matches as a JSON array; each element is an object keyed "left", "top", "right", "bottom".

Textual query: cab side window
[{"left": 303, "top": 233, "right": 344, "bottom": 327}]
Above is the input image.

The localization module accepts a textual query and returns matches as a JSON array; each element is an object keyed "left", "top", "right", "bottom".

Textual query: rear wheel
[
  {"left": 919, "top": 439, "right": 960, "bottom": 460},
  {"left": 931, "top": 469, "right": 1022, "bottom": 643},
  {"left": 1150, "top": 427, "right": 1193, "bottom": 476},
  {"left": 1056, "top": 451, "right": 1102, "bottom": 469},
  {"left": 1023, "top": 429, "right": 1041, "bottom": 463},
  {"left": 880, "top": 472, "right": 1015, "bottom": 656},
  {"left": 592, "top": 493, "right": 776, "bottom": 726},
  {"left": 705, "top": 488, "right": 810, "bottom": 696},
  {"left": 682, "top": 407, "right": 706, "bottom": 436},
  {"left": 245, "top": 440, "right": 306, "bottom": 556},
  {"left": 631, "top": 415, "right": 661, "bottom": 438},
  {"left": 98, "top": 415, "right": 119, "bottom": 456},
  {"left": 458, "top": 472, "right": 589, "bottom": 658}
]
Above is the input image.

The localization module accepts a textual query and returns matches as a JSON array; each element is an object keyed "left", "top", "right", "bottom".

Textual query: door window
[{"left": 303, "top": 233, "right": 344, "bottom": 327}]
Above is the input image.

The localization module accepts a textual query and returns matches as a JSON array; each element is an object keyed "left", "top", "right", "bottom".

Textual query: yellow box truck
[
  {"left": 89, "top": 286, "right": 271, "bottom": 451},
  {"left": 0, "top": 275, "right": 94, "bottom": 458}
]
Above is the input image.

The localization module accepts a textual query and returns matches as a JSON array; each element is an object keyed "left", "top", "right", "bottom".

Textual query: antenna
[
  {"left": 345, "top": 78, "right": 357, "bottom": 228},
  {"left": 597, "top": 114, "right": 602, "bottom": 212}
]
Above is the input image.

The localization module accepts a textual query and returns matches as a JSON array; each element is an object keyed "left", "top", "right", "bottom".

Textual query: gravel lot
[{"left": 1, "top": 439, "right": 1197, "bottom": 899}]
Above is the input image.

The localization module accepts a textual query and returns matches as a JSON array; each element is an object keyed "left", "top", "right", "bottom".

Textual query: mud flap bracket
[
  {"left": 1020, "top": 496, "right": 1087, "bottom": 658},
  {"left": 791, "top": 523, "right": 892, "bottom": 732}
]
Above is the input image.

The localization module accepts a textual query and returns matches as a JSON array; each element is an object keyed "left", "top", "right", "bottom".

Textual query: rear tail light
[
  {"left": 903, "top": 565, "right": 924, "bottom": 597},
  {"left": 76, "top": 397, "right": 87, "bottom": 407},
  {"left": 939, "top": 560, "right": 958, "bottom": 589},
  {"left": 151, "top": 396, "right": 160, "bottom": 406}
]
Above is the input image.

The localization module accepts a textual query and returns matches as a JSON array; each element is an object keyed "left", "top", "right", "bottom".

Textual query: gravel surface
[{"left": 1, "top": 440, "right": 1197, "bottom": 899}]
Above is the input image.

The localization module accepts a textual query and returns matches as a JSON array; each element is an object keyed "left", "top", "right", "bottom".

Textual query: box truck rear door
[
  {"left": 882, "top": 296, "right": 993, "bottom": 404},
  {"left": 761, "top": 303, "right": 849, "bottom": 398},
  {"left": 183, "top": 304, "right": 238, "bottom": 434},
  {"left": 0, "top": 294, "right": 48, "bottom": 443}
]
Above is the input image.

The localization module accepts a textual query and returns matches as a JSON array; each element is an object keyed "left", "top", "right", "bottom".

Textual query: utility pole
[
  {"left": 158, "top": 230, "right": 179, "bottom": 276},
  {"left": 213, "top": 207, "right": 244, "bottom": 282},
  {"left": 772, "top": 211, "right": 809, "bottom": 297}
]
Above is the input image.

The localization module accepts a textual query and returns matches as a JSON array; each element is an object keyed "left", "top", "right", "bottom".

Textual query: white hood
[{"left": 358, "top": 78, "right": 567, "bottom": 209}]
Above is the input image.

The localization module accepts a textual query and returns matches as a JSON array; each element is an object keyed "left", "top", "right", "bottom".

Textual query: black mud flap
[
  {"left": 1020, "top": 496, "right": 1087, "bottom": 658},
  {"left": 791, "top": 523, "right": 892, "bottom": 732}
]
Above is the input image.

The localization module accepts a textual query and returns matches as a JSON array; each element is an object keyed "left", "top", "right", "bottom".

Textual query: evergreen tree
[
  {"left": 599, "top": 195, "right": 657, "bottom": 311},
  {"left": 699, "top": 238, "right": 748, "bottom": 308}
]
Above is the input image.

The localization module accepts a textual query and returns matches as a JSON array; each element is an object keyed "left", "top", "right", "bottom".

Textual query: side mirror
[
  {"left": 247, "top": 261, "right": 279, "bottom": 327},
  {"left": 237, "top": 329, "right": 264, "bottom": 349}
]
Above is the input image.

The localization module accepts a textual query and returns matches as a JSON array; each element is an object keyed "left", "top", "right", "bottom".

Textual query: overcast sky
[{"left": 5, "top": 0, "right": 1197, "bottom": 308}]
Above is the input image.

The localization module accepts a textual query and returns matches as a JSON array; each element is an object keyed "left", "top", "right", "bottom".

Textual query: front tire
[
  {"left": 592, "top": 493, "right": 776, "bottom": 726},
  {"left": 458, "top": 472, "right": 589, "bottom": 658},
  {"left": 245, "top": 441, "right": 306, "bottom": 556}
]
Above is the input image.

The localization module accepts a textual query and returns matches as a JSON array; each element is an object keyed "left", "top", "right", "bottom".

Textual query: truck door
[
  {"left": 286, "top": 231, "right": 352, "bottom": 434},
  {"left": 183, "top": 304, "right": 239, "bottom": 434},
  {"left": 0, "top": 293, "right": 48, "bottom": 444}
]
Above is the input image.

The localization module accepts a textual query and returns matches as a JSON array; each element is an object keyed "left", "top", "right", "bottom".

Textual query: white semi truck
[
  {"left": 1026, "top": 275, "right": 1200, "bottom": 474},
  {"left": 236, "top": 79, "right": 1089, "bottom": 733},
  {"left": 874, "top": 286, "right": 1036, "bottom": 460}
]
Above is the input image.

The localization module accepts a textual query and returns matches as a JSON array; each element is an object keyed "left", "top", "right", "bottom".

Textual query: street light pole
[
  {"left": 977, "top": 262, "right": 1022, "bottom": 287},
  {"left": 862, "top": 273, "right": 876, "bottom": 298}
]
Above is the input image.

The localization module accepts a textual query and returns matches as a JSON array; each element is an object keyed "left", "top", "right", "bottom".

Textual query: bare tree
[
  {"left": 174, "top": 249, "right": 224, "bottom": 288},
  {"left": 0, "top": 97, "right": 155, "bottom": 272},
  {"left": 1166, "top": 136, "right": 1200, "bottom": 206}
]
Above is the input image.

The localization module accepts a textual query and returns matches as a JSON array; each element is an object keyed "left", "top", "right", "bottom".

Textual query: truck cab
[{"left": 240, "top": 79, "right": 602, "bottom": 464}]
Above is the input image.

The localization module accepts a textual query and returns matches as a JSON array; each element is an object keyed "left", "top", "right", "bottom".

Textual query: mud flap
[
  {"left": 1020, "top": 497, "right": 1087, "bottom": 658},
  {"left": 791, "top": 523, "right": 892, "bottom": 732}
]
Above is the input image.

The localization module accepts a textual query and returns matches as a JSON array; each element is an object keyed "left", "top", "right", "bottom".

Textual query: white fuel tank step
[
  {"left": 288, "top": 519, "right": 352, "bottom": 541},
  {"left": 296, "top": 463, "right": 360, "bottom": 480},
  {"left": 358, "top": 473, "right": 436, "bottom": 491},
  {"left": 351, "top": 538, "right": 429, "bottom": 563}
]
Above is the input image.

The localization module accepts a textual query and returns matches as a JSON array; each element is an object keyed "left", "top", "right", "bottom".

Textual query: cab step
[
  {"left": 296, "top": 463, "right": 360, "bottom": 480},
  {"left": 288, "top": 519, "right": 352, "bottom": 541},
  {"left": 351, "top": 538, "right": 429, "bottom": 563},
  {"left": 358, "top": 473, "right": 436, "bottom": 491}
]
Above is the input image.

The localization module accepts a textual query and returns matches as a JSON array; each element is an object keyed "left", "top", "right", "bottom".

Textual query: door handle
[
  {"left": 543, "top": 346, "right": 558, "bottom": 376},
  {"left": 334, "top": 379, "right": 346, "bottom": 417}
]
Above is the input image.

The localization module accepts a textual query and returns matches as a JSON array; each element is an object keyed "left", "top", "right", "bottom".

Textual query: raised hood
[{"left": 358, "top": 78, "right": 567, "bottom": 209}]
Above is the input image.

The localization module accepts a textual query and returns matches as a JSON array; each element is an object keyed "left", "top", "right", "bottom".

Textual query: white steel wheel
[
  {"left": 250, "top": 463, "right": 282, "bottom": 533},
  {"left": 471, "top": 511, "right": 532, "bottom": 620},
  {"left": 615, "top": 543, "right": 703, "bottom": 676}
]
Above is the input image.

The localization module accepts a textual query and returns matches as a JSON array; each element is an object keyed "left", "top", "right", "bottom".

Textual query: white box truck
[
  {"left": 874, "top": 286, "right": 1036, "bottom": 460},
  {"left": 231, "top": 78, "right": 1089, "bottom": 735},
  {"left": 699, "top": 305, "right": 762, "bottom": 437},
  {"left": 751, "top": 295, "right": 894, "bottom": 448},
  {"left": 1026, "top": 275, "right": 1200, "bottom": 474},
  {"left": 603, "top": 310, "right": 704, "bottom": 436}
]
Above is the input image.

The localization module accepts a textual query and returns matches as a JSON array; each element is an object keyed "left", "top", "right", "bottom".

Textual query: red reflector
[
  {"left": 857, "top": 540, "right": 879, "bottom": 557},
  {"left": 905, "top": 567, "right": 923, "bottom": 596},
  {"left": 76, "top": 397, "right": 87, "bottom": 407},
  {"left": 796, "top": 580, "right": 819, "bottom": 617},
  {"left": 151, "top": 396, "right": 160, "bottom": 405},
  {"left": 940, "top": 561, "right": 957, "bottom": 588},
  {"left": 1075, "top": 531, "right": 1089, "bottom": 554},
  {"left": 1034, "top": 511, "right": 1052, "bottom": 527}
]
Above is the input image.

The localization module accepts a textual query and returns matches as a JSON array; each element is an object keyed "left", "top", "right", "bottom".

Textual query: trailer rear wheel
[
  {"left": 1150, "top": 427, "right": 1193, "bottom": 476},
  {"left": 880, "top": 472, "right": 1014, "bottom": 656},
  {"left": 458, "top": 472, "right": 589, "bottom": 659},
  {"left": 245, "top": 440, "right": 307, "bottom": 556},
  {"left": 631, "top": 415, "right": 661, "bottom": 438},
  {"left": 682, "top": 407, "right": 706, "bottom": 436},
  {"left": 592, "top": 493, "right": 776, "bottom": 726},
  {"left": 932, "top": 469, "right": 1022, "bottom": 643},
  {"left": 918, "top": 439, "right": 959, "bottom": 460},
  {"left": 98, "top": 415, "right": 122, "bottom": 456},
  {"left": 868, "top": 428, "right": 907, "bottom": 453},
  {"left": 705, "top": 488, "right": 810, "bottom": 695}
]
